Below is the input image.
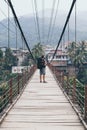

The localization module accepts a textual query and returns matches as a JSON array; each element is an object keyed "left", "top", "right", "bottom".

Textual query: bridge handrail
[{"left": 64, "top": 78, "right": 84, "bottom": 113}]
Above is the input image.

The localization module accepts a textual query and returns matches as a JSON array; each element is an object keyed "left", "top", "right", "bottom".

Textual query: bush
[{"left": 77, "top": 68, "right": 87, "bottom": 84}]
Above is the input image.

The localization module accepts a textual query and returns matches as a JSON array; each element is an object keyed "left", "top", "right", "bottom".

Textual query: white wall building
[{"left": 47, "top": 49, "right": 69, "bottom": 62}]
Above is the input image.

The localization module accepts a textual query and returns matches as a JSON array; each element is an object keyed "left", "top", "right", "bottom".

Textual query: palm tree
[
  {"left": 67, "top": 41, "right": 86, "bottom": 68},
  {"left": 32, "top": 43, "right": 45, "bottom": 60},
  {"left": 75, "top": 41, "right": 86, "bottom": 68},
  {"left": 67, "top": 41, "right": 87, "bottom": 84}
]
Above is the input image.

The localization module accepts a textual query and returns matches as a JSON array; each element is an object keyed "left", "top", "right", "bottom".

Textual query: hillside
[{"left": 0, "top": 11, "right": 87, "bottom": 48}]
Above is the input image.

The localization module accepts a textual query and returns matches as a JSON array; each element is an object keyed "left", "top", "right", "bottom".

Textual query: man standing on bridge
[{"left": 37, "top": 55, "right": 47, "bottom": 83}]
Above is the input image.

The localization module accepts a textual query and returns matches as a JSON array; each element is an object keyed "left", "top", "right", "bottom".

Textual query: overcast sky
[{"left": 0, "top": 0, "right": 87, "bottom": 21}]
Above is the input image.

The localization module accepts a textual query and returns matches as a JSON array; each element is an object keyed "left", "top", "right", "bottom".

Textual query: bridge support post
[
  {"left": 9, "top": 79, "right": 13, "bottom": 103},
  {"left": 62, "top": 72, "right": 64, "bottom": 89},
  {"left": 24, "top": 72, "right": 26, "bottom": 84},
  {"left": 18, "top": 74, "right": 20, "bottom": 94},
  {"left": 72, "top": 77, "right": 76, "bottom": 103},
  {"left": 66, "top": 73, "right": 69, "bottom": 94},
  {"left": 84, "top": 85, "right": 87, "bottom": 121},
  {"left": 53, "top": 66, "right": 55, "bottom": 74},
  {"left": 54, "top": 67, "right": 57, "bottom": 79},
  {"left": 22, "top": 73, "right": 24, "bottom": 88},
  {"left": 60, "top": 72, "right": 62, "bottom": 83}
]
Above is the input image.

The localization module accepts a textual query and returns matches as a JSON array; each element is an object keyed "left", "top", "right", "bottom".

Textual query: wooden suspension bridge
[{"left": 0, "top": 66, "right": 86, "bottom": 130}]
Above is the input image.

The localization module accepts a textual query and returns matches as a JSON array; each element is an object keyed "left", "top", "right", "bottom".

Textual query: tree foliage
[
  {"left": 32, "top": 43, "right": 44, "bottom": 60},
  {"left": 0, "top": 48, "right": 18, "bottom": 82},
  {"left": 67, "top": 41, "right": 87, "bottom": 84},
  {"left": 4, "top": 48, "right": 18, "bottom": 71}
]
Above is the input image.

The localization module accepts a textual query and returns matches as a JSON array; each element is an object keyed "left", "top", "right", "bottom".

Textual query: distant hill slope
[{"left": 0, "top": 11, "right": 87, "bottom": 48}]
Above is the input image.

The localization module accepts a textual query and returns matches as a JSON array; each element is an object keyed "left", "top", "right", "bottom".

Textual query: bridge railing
[
  {"left": 48, "top": 64, "right": 87, "bottom": 122},
  {"left": 0, "top": 65, "right": 36, "bottom": 115}
]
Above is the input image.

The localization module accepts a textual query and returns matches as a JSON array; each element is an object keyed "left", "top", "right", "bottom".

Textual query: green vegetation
[
  {"left": 0, "top": 48, "right": 18, "bottom": 112},
  {"left": 67, "top": 41, "right": 87, "bottom": 84},
  {"left": 63, "top": 76, "right": 84, "bottom": 113},
  {"left": 69, "top": 77, "right": 84, "bottom": 93},
  {"left": 32, "top": 43, "right": 45, "bottom": 61},
  {"left": 4, "top": 48, "right": 18, "bottom": 71},
  {"left": 0, "top": 48, "right": 18, "bottom": 82},
  {"left": 65, "top": 41, "right": 87, "bottom": 112},
  {"left": 64, "top": 76, "right": 84, "bottom": 95}
]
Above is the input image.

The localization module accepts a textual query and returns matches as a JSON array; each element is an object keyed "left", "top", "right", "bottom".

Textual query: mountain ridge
[{"left": 0, "top": 11, "right": 87, "bottom": 48}]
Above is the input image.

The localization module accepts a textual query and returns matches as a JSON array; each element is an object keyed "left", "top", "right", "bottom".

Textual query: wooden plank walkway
[{"left": 0, "top": 67, "right": 85, "bottom": 130}]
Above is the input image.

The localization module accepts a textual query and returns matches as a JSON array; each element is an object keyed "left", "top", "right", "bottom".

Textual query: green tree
[
  {"left": 67, "top": 41, "right": 87, "bottom": 84},
  {"left": 68, "top": 41, "right": 86, "bottom": 67},
  {"left": 67, "top": 42, "right": 77, "bottom": 65},
  {"left": 32, "top": 43, "right": 44, "bottom": 60},
  {"left": 4, "top": 48, "right": 18, "bottom": 71},
  {"left": 77, "top": 67, "right": 87, "bottom": 84},
  {"left": 74, "top": 41, "right": 86, "bottom": 68}
]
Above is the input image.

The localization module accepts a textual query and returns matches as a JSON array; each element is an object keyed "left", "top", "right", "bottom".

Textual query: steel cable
[
  {"left": 46, "top": 0, "right": 56, "bottom": 44},
  {"left": 51, "top": 0, "right": 77, "bottom": 62},
  {"left": 6, "top": 0, "right": 35, "bottom": 62},
  {"left": 49, "top": 0, "right": 60, "bottom": 44},
  {"left": 34, "top": 0, "right": 41, "bottom": 44}
]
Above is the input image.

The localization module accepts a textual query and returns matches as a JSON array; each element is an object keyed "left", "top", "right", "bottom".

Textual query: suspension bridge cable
[
  {"left": 75, "top": 2, "right": 77, "bottom": 43},
  {"left": 15, "top": 25, "right": 17, "bottom": 50},
  {"left": 6, "top": 0, "right": 35, "bottom": 62},
  {"left": 51, "top": 0, "right": 77, "bottom": 62},
  {"left": 0, "top": 7, "right": 8, "bottom": 18},
  {"left": 74, "top": 2, "right": 77, "bottom": 74},
  {"left": 31, "top": 0, "right": 38, "bottom": 42},
  {"left": 42, "top": 0, "right": 45, "bottom": 44},
  {"left": 0, "top": 6, "right": 16, "bottom": 28},
  {"left": 0, "top": 21, "right": 16, "bottom": 34},
  {"left": 34, "top": 0, "right": 41, "bottom": 44},
  {"left": 0, "top": 3, "right": 18, "bottom": 36},
  {"left": 8, "top": 3, "right": 10, "bottom": 48},
  {"left": 46, "top": 0, "right": 56, "bottom": 44},
  {"left": 49, "top": 0, "right": 60, "bottom": 43},
  {"left": 68, "top": 21, "right": 70, "bottom": 43}
]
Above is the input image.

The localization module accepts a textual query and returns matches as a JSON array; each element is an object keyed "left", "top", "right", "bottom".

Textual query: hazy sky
[{"left": 0, "top": 0, "right": 87, "bottom": 21}]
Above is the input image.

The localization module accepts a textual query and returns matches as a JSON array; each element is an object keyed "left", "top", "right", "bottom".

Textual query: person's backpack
[
  {"left": 37, "top": 57, "right": 42, "bottom": 69},
  {"left": 37, "top": 57, "right": 46, "bottom": 69}
]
